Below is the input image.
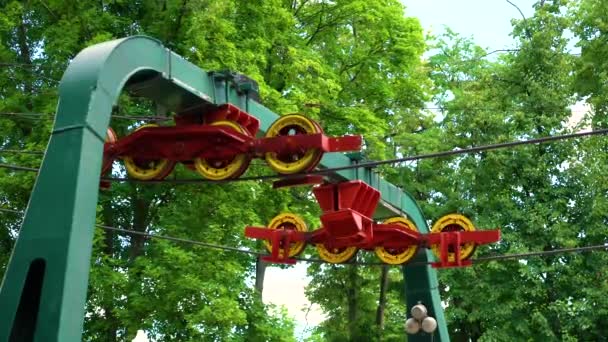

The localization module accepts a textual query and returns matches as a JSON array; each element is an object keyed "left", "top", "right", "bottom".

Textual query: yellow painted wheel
[
  {"left": 374, "top": 217, "right": 419, "bottom": 265},
  {"left": 123, "top": 124, "right": 175, "bottom": 180},
  {"left": 102, "top": 127, "right": 118, "bottom": 175},
  {"left": 264, "top": 114, "right": 323, "bottom": 174},
  {"left": 263, "top": 213, "right": 308, "bottom": 258},
  {"left": 316, "top": 245, "right": 358, "bottom": 264},
  {"left": 430, "top": 214, "right": 477, "bottom": 262},
  {"left": 194, "top": 120, "right": 251, "bottom": 180}
]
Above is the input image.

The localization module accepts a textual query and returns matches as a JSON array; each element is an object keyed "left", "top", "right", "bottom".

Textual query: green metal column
[
  {"left": 0, "top": 35, "right": 448, "bottom": 341},
  {"left": 0, "top": 36, "right": 208, "bottom": 342}
]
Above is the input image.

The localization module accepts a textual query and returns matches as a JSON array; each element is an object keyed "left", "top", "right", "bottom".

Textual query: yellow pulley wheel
[
  {"left": 430, "top": 214, "right": 477, "bottom": 262},
  {"left": 316, "top": 245, "right": 358, "bottom": 264},
  {"left": 263, "top": 213, "right": 308, "bottom": 258},
  {"left": 123, "top": 124, "right": 175, "bottom": 180},
  {"left": 194, "top": 120, "right": 251, "bottom": 180},
  {"left": 374, "top": 217, "right": 419, "bottom": 265},
  {"left": 264, "top": 114, "right": 323, "bottom": 174}
]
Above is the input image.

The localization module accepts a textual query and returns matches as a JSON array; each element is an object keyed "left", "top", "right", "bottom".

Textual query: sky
[
  {"left": 135, "top": 1, "right": 543, "bottom": 341},
  {"left": 404, "top": 0, "right": 536, "bottom": 50}
]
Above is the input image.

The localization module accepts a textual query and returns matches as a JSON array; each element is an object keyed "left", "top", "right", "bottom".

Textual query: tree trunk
[
  {"left": 254, "top": 256, "right": 267, "bottom": 297},
  {"left": 128, "top": 187, "right": 152, "bottom": 264},
  {"left": 16, "top": 15, "right": 33, "bottom": 111},
  {"left": 375, "top": 265, "right": 389, "bottom": 340},
  {"left": 124, "top": 187, "right": 153, "bottom": 339},
  {"left": 101, "top": 204, "right": 119, "bottom": 342},
  {"left": 347, "top": 265, "right": 359, "bottom": 339}
]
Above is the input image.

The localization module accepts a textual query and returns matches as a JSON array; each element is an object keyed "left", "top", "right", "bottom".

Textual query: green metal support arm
[{"left": 0, "top": 36, "right": 448, "bottom": 341}]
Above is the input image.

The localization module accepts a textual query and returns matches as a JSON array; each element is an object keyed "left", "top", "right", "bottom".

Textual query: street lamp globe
[
  {"left": 405, "top": 318, "right": 421, "bottom": 334},
  {"left": 421, "top": 316, "right": 438, "bottom": 333},
  {"left": 411, "top": 304, "right": 428, "bottom": 320}
]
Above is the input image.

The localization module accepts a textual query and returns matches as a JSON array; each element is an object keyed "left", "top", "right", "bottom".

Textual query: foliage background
[{"left": 1, "top": 0, "right": 607, "bottom": 341}]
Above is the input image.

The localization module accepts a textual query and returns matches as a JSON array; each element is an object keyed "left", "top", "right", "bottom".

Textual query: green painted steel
[
  {"left": 0, "top": 36, "right": 448, "bottom": 341},
  {"left": 0, "top": 36, "right": 196, "bottom": 342}
]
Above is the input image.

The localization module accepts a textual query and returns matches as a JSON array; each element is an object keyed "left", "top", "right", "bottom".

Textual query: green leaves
[
  {"left": 3, "top": 0, "right": 608, "bottom": 340},
  {"left": 411, "top": 1, "right": 608, "bottom": 340}
]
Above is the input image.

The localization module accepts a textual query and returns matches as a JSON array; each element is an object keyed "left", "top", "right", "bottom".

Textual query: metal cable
[
  {"left": 1, "top": 207, "right": 607, "bottom": 267},
  {"left": 97, "top": 224, "right": 262, "bottom": 256},
  {"left": 0, "top": 207, "right": 261, "bottom": 256},
  {"left": 1, "top": 128, "right": 606, "bottom": 183},
  {"left": 110, "top": 115, "right": 172, "bottom": 121},
  {"left": 319, "top": 128, "right": 608, "bottom": 172},
  {"left": 0, "top": 112, "right": 50, "bottom": 118},
  {"left": 473, "top": 244, "right": 608, "bottom": 263},
  {"left": 0, "top": 163, "right": 38, "bottom": 172},
  {"left": 0, "top": 149, "right": 44, "bottom": 155},
  {"left": 0, "top": 102, "right": 592, "bottom": 120},
  {"left": 0, "top": 111, "right": 171, "bottom": 121},
  {"left": 0, "top": 63, "right": 37, "bottom": 67}
]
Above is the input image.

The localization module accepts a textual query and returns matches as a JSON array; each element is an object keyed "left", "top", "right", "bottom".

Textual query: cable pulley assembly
[
  {"left": 245, "top": 180, "right": 501, "bottom": 268},
  {"left": 101, "top": 103, "right": 361, "bottom": 186}
]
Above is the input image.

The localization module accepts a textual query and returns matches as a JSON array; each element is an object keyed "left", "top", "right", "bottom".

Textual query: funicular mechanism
[
  {"left": 245, "top": 180, "right": 501, "bottom": 268},
  {"left": 0, "top": 35, "right": 452, "bottom": 342},
  {"left": 101, "top": 104, "right": 361, "bottom": 183}
]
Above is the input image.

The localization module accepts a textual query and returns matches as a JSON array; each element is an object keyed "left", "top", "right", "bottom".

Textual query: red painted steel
[
  {"left": 372, "top": 223, "right": 422, "bottom": 248},
  {"left": 319, "top": 209, "right": 374, "bottom": 245},
  {"left": 244, "top": 227, "right": 306, "bottom": 264},
  {"left": 313, "top": 181, "right": 379, "bottom": 246},
  {"left": 204, "top": 104, "right": 260, "bottom": 137},
  {"left": 104, "top": 125, "right": 251, "bottom": 161},
  {"left": 272, "top": 175, "right": 326, "bottom": 189},
  {"left": 426, "top": 230, "right": 501, "bottom": 268},
  {"left": 244, "top": 180, "right": 501, "bottom": 267},
  {"left": 250, "top": 134, "right": 362, "bottom": 155},
  {"left": 101, "top": 104, "right": 362, "bottom": 176},
  {"left": 174, "top": 104, "right": 260, "bottom": 137}
]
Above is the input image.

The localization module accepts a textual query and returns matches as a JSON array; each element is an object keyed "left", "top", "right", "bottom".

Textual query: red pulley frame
[
  {"left": 245, "top": 180, "right": 501, "bottom": 268},
  {"left": 101, "top": 104, "right": 362, "bottom": 177}
]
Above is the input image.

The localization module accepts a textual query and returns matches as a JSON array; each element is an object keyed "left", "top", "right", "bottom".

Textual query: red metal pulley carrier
[{"left": 245, "top": 180, "right": 501, "bottom": 268}]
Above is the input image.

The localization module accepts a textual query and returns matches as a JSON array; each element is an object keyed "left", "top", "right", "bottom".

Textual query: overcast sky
[{"left": 403, "top": 0, "right": 537, "bottom": 49}]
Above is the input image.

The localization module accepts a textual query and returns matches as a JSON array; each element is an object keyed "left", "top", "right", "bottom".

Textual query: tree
[
  {"left": 0, "top": 0, "right": 299, "bottom": 340},
  {"left": 295, "top": 1, "right": 431, "bottom": 340},
  {"left": 572, "top": 0, "right": 608, "bottom": 128},
  {"left": 410, "top": 1, "right": 608, "bottom": 340},
  {"left": 0, "top": 0, "right": 431, "bottom": 340},
  {"left": 5, "top": 0, "right": 607, "bottom": 340}
]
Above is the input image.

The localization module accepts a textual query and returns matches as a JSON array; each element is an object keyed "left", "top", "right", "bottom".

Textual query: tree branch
[
  {"left": 506, "top": 0, "right": 527, "bottom": 22},
  {"left": 167, "top": 0, "right": 189, "bottom": 48},
  {"left": 293, "top": 0, "right": 309, "bottom": 17},
  {"left": 505, "top": 0, "right": 531, "bottom": 38}
]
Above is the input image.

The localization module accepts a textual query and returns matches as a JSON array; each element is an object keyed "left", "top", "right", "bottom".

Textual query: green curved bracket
[{"left": 0, "top": 36, "right": 448, "bottom": 341}]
